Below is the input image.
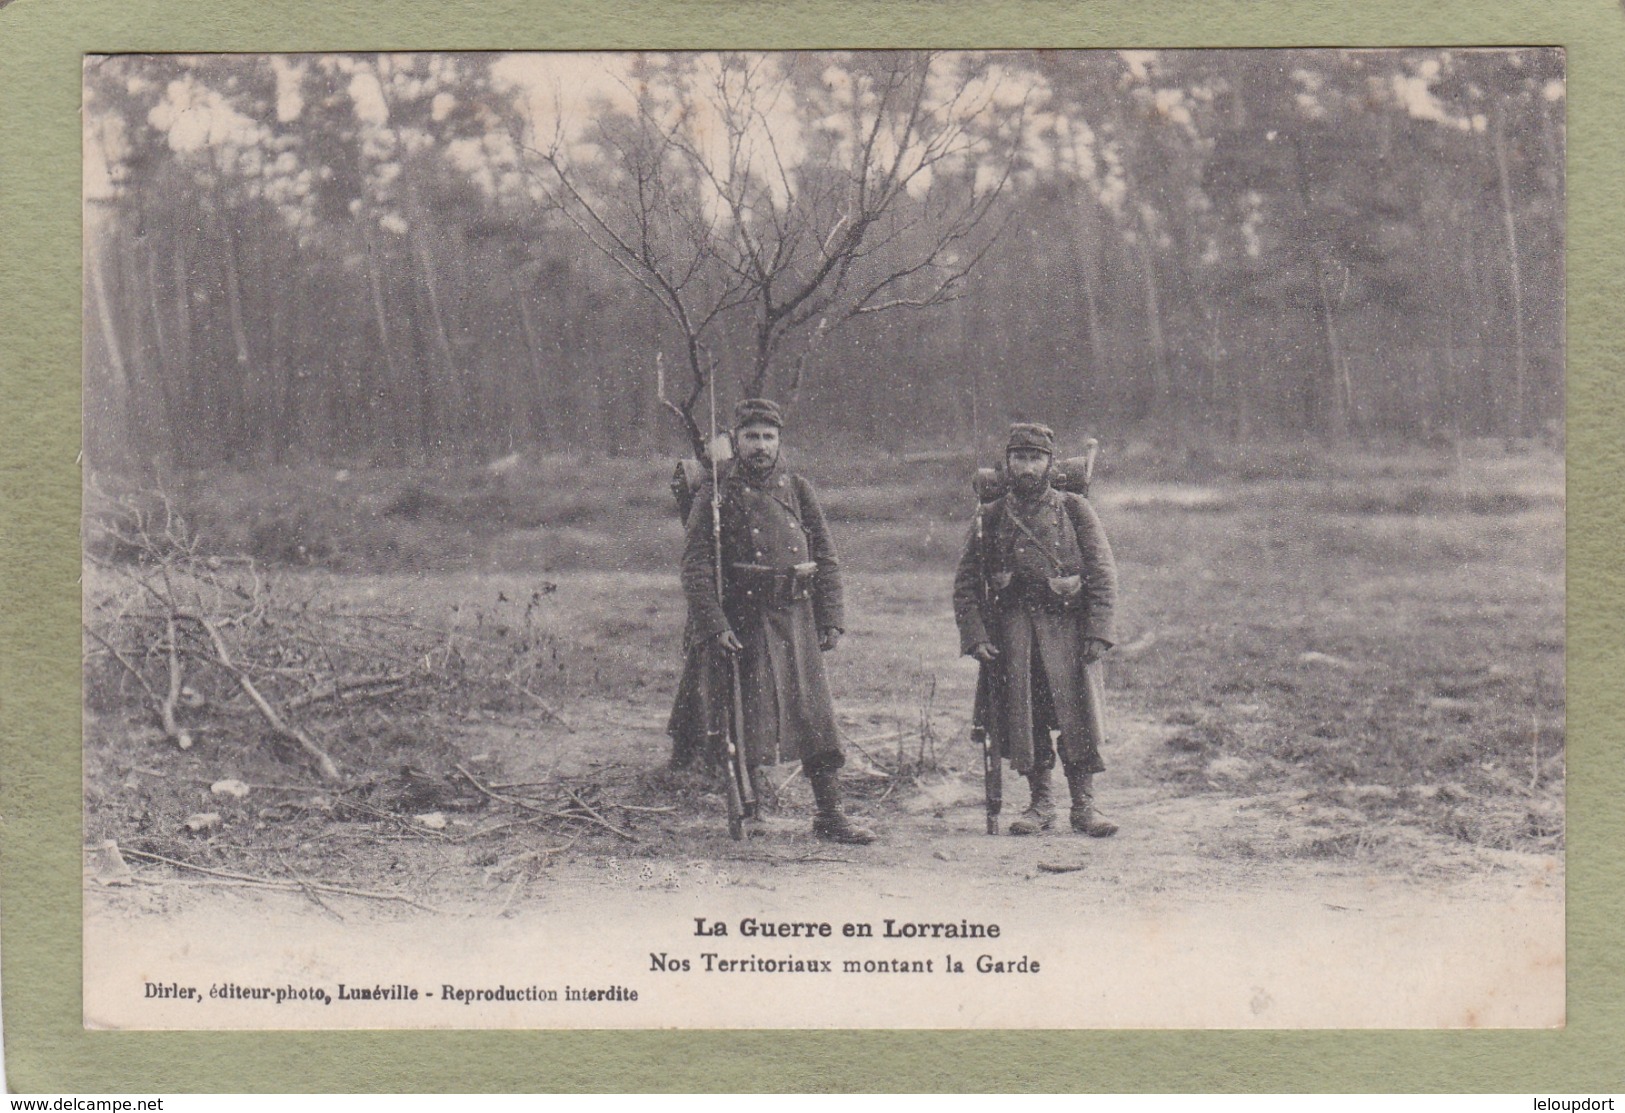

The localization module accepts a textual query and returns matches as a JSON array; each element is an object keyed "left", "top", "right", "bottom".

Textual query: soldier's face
[
  {"left": 1007, "top": 448, "right": 1051, "bottom": 493},
  {"left": 735, "top": 422, "right": 781, "bottom": 470}
]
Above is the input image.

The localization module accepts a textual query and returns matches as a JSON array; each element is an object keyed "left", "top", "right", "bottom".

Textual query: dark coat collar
[
  {"left": 1005, "top": 482, "right": 1058, "bottom": 515},
  {"left": 730, "top": 461, "right": 786, "bottom": 490}
]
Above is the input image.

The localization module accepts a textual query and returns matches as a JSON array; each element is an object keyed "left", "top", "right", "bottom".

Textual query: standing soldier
[
  {"left": 680, "top": 398, "right": 876, "bottom": 844},
  {"left": 953, "top": 422, "right": 1121, "bottom": 837}
]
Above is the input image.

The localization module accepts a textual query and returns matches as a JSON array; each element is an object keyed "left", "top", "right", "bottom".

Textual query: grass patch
[
  {"left": 86, "top": 444, "right": 1564, "bottom": 855},
  {"left": 1112, "top": 451, "right": 1563, "bottom": 847},
  {"left": 1308, "top": 487, "right": 1540, "bottom": 517}
]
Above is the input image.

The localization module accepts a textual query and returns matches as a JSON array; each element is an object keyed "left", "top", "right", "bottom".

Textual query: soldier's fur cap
[
  {"left": 734, "top": 398, "right": 784, "bottom": 429},
  {"left": 1006, "top": 422, "right": 1055, "bottom": 455}
]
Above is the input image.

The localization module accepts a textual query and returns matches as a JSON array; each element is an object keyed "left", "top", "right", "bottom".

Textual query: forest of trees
[{"left": 83, "top": 49, "right": 1564, "bottom": 470}]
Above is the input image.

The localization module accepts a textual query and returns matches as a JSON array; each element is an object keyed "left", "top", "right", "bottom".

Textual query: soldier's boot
[
  {"left": 724, "top": 766, "right": 766, "bottom": 837},
  {"left": 748, "top": 765, "right": 777, "bottom": 815},
  {"left": 808, "top": 762, "right": 876, "bottom": 845},
  {"left": 1007, "top": 768, "right": 1057, "bottom": 836},
  {"left": 1066, "top": 768, "right": 1118, "bottom": 838}
]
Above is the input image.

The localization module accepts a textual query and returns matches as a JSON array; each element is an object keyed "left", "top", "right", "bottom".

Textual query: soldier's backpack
[{"left": 973, "top": 438, "right": 1099, "bottom": 502}]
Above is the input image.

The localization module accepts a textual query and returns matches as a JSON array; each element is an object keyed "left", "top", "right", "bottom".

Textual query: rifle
[
  {"left": 974, "top": 501, "right": 1001, "bottom": 836},
  {"left": 705, "top": 376, "right": 757, "bottom": 840}
]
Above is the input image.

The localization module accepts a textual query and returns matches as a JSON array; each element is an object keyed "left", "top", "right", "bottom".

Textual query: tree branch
[{"left": 177, "top": 609, "right": 342, "bottom": 782}]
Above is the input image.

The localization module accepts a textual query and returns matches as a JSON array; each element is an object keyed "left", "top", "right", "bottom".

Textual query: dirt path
[{"left": 85, "top": 690, "right": 1564, "bottom": 1030}]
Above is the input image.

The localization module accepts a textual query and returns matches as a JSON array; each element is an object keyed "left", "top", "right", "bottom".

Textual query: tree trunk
[
  {"left": 144, "top": 249, "right": 175, "bottom": 431},
  {"left": 1288, "top": 132, "right": 1347, "bottom": 439},
  {"left": 85, "top": 231, "right": 135, "bottom": 465},
  {"left": 221, "top": 223, "right": 252, "bottom": 368},
  {"left": 1457, "top": 217, "right": 1485, "bottom": 434},
  {"left": 365, "top": 232, "right": 410, "bottom": 460},
  {"left": 407, "top": 307, "right": 437, "bottom": 462},
  {"left": 171, "top": 242, "right": 192, "bottom": 386},
  {"left": 120, "top": 233, "right": 179, "bottom": 464},
  {"left": 1136, "top": 232, "right": 1170, "bottom": 426},
  {"left": 408, "top": 217, "right": 458, "bottom": 386},
  {"left": 963, "top": 298, "right": 981, "bottom": 448},
  {"left": 1067, "top": 198, "right": 1110, "bottom": 407},
  {"left": 510, "top": 275, "right": 549, "bottom": 449},
  {"left": 1060, "top": 138, "right": 1111, "bottom": 406},
  {"left": 270, "top": 261, "right": 291, "bottom": 465},
  {"left": 1311, "top": 252, "right": 1350, "bottom": 439},
  {"left": 207, "top": 209, "right": 252, "bottom": 464},
  {"left": 1490, "top": 111, "right": 1528, "bottom": 437},
  {"left": 747, "top": 323, "right": 775, "bottom": 401},
  {"left": 86, "top": 235, "right": 128, "bottom": 391}
]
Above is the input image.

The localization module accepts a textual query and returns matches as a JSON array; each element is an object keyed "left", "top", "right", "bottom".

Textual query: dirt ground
[
  {"left": 83, "top": 577, "right": 1565, "bottom": 1031},
  {"left": 84, "top": 679, "right": 1564, "bottom": 1028},
  {"left": 82, "top": 449, "right": 1566, "bottom": 1030}
]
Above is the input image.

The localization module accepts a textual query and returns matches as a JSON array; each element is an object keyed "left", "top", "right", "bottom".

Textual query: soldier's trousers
[
  {"left": 994, "top": 603, "right": 1107, "bottom": 776},
  {"left": 734, "top": 601, "right": 843, "bottom": 768}
]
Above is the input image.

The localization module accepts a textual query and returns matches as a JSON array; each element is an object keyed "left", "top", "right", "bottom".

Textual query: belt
[
  {"left": 992, "top": 573, "right": 1083, "bottom": 611},
  {"left": 730, "top": 562, "right": 818, "bottom": 606}
]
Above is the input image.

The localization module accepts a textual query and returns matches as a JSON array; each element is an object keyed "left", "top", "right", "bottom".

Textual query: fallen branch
[
  {"left": 286, "top": 672, "right": 410, "bottom": 712},
  {"left": 846, "top": 730, "right": 909, "bottom": 748},
  {"left": 161, "top": 612, "right": 192, "bottom": 749},
  {"left": 837, "top": 732, "right": 906, "bottom": 777},
  {"left": 239, "top": 781, "right": 348, "bottom": 793},
  {"left": 83, "top": 624, "right": 184, "bottom": 746},
  {"left": 491, "top": 836, "right": 580, "bottom": 878},
  {"left": 497, "top": 875, "right": 526, "bottom": 917},
  {"left": 278, "top": 851, "right": 345, "bottom": 921},
  {"left": 456, "top": 815, "right": 559, "bottom": 841},
  {"left": 120, "top": 848, "right": 447, "bottom": 913},
  {"left": 563, "top": 787, "right": 636, "bottom": 841},
  {"left": 454, "top": 764, "right": 635, "bottom": 842},
  {"left": 507, "top": 680, "right": 574, "bottom": 732},
  {"left": 179, "top": 610, "right": 341, "bottom": 781},
  {"left": 337, "top": 797, "right": 453, "bottom": 837},
  {"left": 775, "top": 764, "right": 804, "bottom": 797},
  {"left": 119, "top": 876, "right": 294, "bottom": 895},
  {"left": 454, "top": 763, "right": 532, "bottom": 809}
]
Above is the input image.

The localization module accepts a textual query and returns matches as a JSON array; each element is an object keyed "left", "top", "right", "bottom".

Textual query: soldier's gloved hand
[
  {"left": 970, "top": 642, "right": 1000, "bottom": 664},
  {"left": 716, "top": 629, "right": 745, "bottom": 654},
  {"left": 818, "top": 627, "right": 842, "bottom": 652},
  {"left": 1081, "top": 637, "right": 1110, "bottom": 665}
]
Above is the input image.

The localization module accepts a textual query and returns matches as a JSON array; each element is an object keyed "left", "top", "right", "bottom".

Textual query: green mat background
[{"left": 3, "top": 0, "right": 1619, "bottom": 1093}]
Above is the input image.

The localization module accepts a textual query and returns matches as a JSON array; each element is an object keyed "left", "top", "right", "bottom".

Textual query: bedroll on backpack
[{"left": 973, "top": 438, "right": 1099, "bottom": 502}]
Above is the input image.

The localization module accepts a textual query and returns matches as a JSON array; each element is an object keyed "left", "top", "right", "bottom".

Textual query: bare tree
[{"left": 503, "top": 51, "right": 1035, "bottom": 455}]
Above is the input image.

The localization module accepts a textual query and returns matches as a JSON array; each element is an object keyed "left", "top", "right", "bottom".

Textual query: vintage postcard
[{"left": 77, "top": 46, "right": 1564, "bottom": 1032}]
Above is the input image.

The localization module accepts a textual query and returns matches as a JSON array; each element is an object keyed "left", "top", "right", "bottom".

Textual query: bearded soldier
[
  {"left": 679, "top": 398, "right": 876, "bottom": 844},
  {"left": 953, "top": 422, "right": 1120, "bottom": 837}
]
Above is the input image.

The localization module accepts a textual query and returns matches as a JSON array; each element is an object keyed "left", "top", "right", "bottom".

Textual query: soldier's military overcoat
[
  {"left": 677, "top": 461, "right": 845, "bottom": 768},
  {"left": 953, "top": 484, "right": 1118, "bottom": 774}
]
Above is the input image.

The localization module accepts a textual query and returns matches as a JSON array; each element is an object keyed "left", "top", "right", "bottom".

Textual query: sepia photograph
[{"left": 79, "top": 47, "right": 1565, "bottom": 1030}]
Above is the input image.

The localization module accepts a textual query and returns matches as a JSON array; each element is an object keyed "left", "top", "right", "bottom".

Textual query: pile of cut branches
[
  {"left": 83, "top": 487, "right": 570, "bottom": 785},
  {"left": 86, "top": 767, "right": 675, "bottom": 914}
]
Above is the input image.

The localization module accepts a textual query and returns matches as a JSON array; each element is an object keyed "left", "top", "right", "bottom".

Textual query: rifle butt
[
  {"left": 711, "top": 726, "right": 747, "bottom": 840},
  {"left": 724, "top": 776, "right": 745, "bottom": 841},
  {"left": 975, "top": 723, "right": 1002, "bottom": 836},
  {"left": 974, "top": 662, "right": 1002, "bottom": 835},
  {"left": 709, "top": 646, "right": 755, "bottom": 840},
  {"left": 728, "top": 660, "right": 757, "bottom": 818}
]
